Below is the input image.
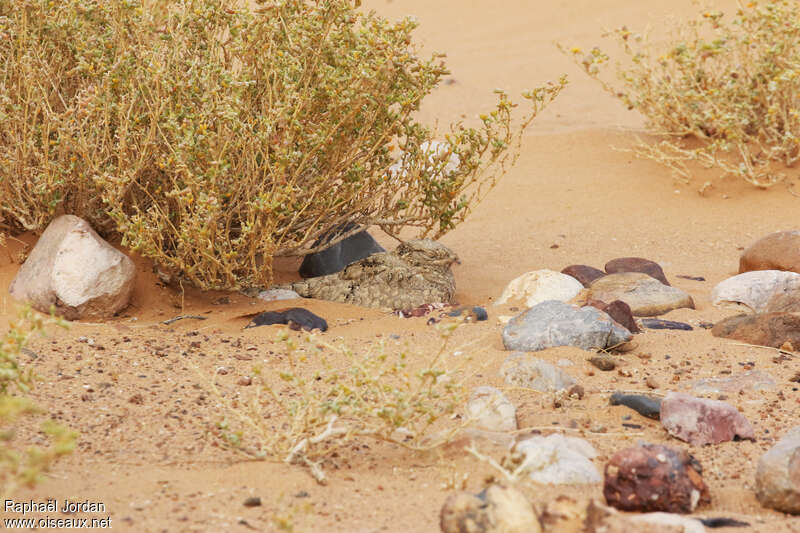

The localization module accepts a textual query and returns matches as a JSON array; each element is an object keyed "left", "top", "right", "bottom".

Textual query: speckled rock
[
  {"left": 756, "top": 426, "right": 800, "bottom": 514},
  {"left": 502, "top": 300, "right": 632, "bottom": 352},
  {"left": 495, "top": 270, "right": 584, "bottom": 308},
  {"left": 740, "top": 230, "right": 800, "bottom": 274},
  {"left": 604, "top": 443, "right": 710, "bottom": 513},
  {"left": 605, "top": 257, "right": 670, "bottom": 285},
  {"left": 711, "top": 270, "right": 800, "bottom": 313},
  {"left": 588, "top": 273, "right": 694, "bottom": 317},
  {"left": 660, "top": 392, "right": 755, "bottom": 446}
]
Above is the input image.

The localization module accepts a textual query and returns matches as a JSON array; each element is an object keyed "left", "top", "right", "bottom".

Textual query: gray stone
[
  {"left": 495, "top": 270, "right": 583, "bottom": 308},
  {"left": 756, "top": 426, "right": 800, "bottom": 514},
  {"left": 465, "top": 386, "right": 517, "bottom": 432},
  {"left": 256, "top": 288, "right": 301, "bottom": 302},
  {"left": 500, "top": 353, "right": 577, "bottom": 392},
  {"left": 690, "top": 370, "right": 776, "bottom": 395},
  {"left": 660, "top": 392, "right": 755, "bottom": 446},
  {"left": 711, "top": 270, "right": 800, "bottom": 313},
  {"left": 501, "top": 300, "right": 632, "bottom": 352},
  {"left": 513, "top": 434, "right": 602, "bottom": 484},
  {"left": 588, "top": 272, "right": 694, "bottom": 317},
  {"left": 9, "top": 215, "right": 135, "bottom": 320}
]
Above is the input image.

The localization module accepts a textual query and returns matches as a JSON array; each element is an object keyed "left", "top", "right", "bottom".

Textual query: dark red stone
[
  {"left": 562, "top": 265, "right": 606, "bottom": 287},
  {"left": 604, "top": 257, "right": 670, "bottom": 286},
  {"left": 603, "top": 443, "right": 710, "bottom": 514},
  {"left": 584, "top": 299, "right": 640, "bottom": 334}
]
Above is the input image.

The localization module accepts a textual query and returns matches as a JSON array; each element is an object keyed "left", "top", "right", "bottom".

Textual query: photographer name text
[{"left": 4, "top": 499, "right": 106, "bottom": 515}]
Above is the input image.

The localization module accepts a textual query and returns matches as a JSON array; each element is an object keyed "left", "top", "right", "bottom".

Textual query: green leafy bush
[
  {"left": 565, "top": 1, "right": 800, "bottom": 187},
  {"left": 0, "top": 0, "right": 565, "bottom": 289},
  {"left": 0, "top": 309, "right": 75, "bottom": 497}
]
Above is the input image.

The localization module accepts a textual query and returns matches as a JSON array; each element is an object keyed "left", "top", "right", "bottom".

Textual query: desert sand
[{"left": 2, "top": 0, "right": 800, "bottom": 531}]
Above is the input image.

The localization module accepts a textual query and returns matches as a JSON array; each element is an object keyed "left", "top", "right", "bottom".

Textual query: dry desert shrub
[
  {"left": 204, "top": 323, "right": 474, "bottom": 483},
  {"left": 0, "top": 0, "right": 565, "bottom": 289},
  {"left": 0, "top": 309, "right": 75, "bottom": 497},
  {"left": 564, "top": 1, "right": 800, "bottom": 187}
]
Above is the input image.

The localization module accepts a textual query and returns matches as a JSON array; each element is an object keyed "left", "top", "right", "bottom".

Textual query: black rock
[
  {"left": 610, "top": 392, "right": 661, "bottom": 420},
  {"left": 245, "top": 308, "right": 328, "bottom": 332},
  {"left": 677, "top": 275, "right": 706, "bottom": 282},
  {"left": 299, "top": 222, "right": 385, "bottom": 278},
  {"left": 641, "top": 318, "right": 693, "bottom": 331},
  {"left": 699, "top": 517, "right": 750, "bottom": 528}
]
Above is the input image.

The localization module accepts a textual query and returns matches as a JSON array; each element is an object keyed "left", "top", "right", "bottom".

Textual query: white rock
[
  {"left": 387, "top": 140, "right": 461, "bottom": 181},
  {"left": 711, "top": 270, "right": 800, "bottom": 313},
  {"left": 629, "top": 513, "right": 706, "bottom": 533},
  {"left": 465, "top": 386, "right": 517, "bottom": 432},
  {"left": 514, "top": 433, "right": 601, "bottom": 484},
  {"left": 495, "top": 270, "right": 583, "bottom": 308},
  {"left": 9, "top": 215, "right": 135, "bottom": 320},
  {"left": 257, "top": 288, "right": 301, "bottom": 302}
]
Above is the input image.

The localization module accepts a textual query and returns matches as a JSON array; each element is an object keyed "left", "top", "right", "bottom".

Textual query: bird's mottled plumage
[{"left": 280, "top": 239, "right": 459, "bottom": 310}]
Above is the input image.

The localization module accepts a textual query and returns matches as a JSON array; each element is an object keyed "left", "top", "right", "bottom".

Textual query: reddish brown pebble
[
  {"left": 129, "top": 394, "right": 144, "bottom": 405},
  {"left": 605, "top": 257, "right": 670, "bottom": 286},
  {"left": 562, "top": 265, "right": 606, "bottom": 287},
  {"left": 237, "top": 376, "right": 253, "bottom": 386},
  {"left": 603, "top": 443, "right": 710, "bottom": 513},
  {"left": 584, "top": 299, "right": 640, "bottom": 334}
]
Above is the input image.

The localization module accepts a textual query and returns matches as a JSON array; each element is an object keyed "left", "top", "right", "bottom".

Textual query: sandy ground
[{"left": 3, "top": 0, "right": 800, "bottom": 531}]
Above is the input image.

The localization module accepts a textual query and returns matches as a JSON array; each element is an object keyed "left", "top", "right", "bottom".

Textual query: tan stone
[
  {"left": 740, "top": 230, "right": 800, "bottom": 274},
  {"left": 588, "top": 273, "right": 694, "bottom": 317}
]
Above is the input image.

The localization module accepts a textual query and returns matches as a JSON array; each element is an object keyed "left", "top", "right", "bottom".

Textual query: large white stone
[
  {"left": 495, "top": 269, "right": 583, "bottom": 308},
  {"left": 465, "top": 386, "right": 517, "bottom": 432},
  {"left": 9, "top": 215, "right": 135, "bottom": 319},
  {"left": 711, "top": 270, "right": 800, "bottom": 313},
  {"left": 513, "top": 433, "right": 601, "bottom": 485}
]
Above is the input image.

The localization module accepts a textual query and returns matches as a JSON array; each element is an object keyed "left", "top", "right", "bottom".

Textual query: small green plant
[
  {"left": 1, "top": 0, "right": 565, "bottom": 289},
  {"left": 563, "top": 0, "right": 800, "bottom": 188},
  {"left": 0, "top": 308, "right": 76, "bottom": 497},
  {"left": 204, "top": 323, "right": 474, "bottom": 483}
]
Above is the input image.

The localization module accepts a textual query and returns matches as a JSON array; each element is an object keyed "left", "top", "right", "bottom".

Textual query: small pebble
[
  {"left": 589, "top": 354, "right": 616, "bottom": 371},
  {"left": 243, "top": 497, "right": 261, "bottom": 507}
]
